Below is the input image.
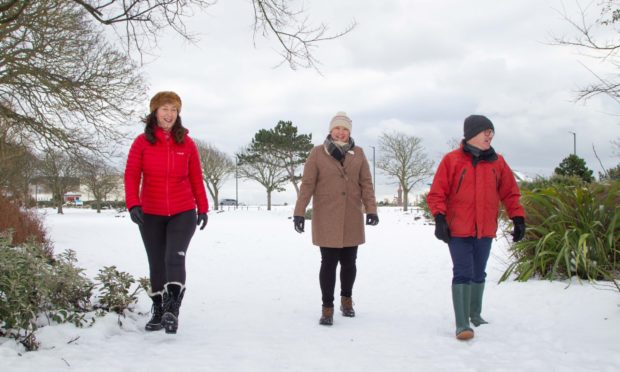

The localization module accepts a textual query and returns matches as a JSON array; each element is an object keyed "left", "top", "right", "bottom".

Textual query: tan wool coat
[{"left": 294, "top": 144, "right": 377, "bottom": 248}]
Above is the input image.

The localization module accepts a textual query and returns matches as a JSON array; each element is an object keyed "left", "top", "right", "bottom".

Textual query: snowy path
[{"left": 1, "top": 207, "right": 619, "bottom": 371}]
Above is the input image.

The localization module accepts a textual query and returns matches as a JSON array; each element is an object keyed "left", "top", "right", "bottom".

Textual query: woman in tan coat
[{"left": 293, "top": 111, "right": 378, "bottom": 326}]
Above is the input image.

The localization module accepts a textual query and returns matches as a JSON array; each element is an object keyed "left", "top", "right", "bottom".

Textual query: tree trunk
[
  {"left": 96, "top": 199, "right": 101, "bottom": 213},
  {"left": 267, "top": 191, "right": 272, "bottom": 211},
  {"left": 214, "top": 189, "right": 219, "bottom": 211},
  {"left": 402, "top": 186, "right": 410, "bottom": 212}
]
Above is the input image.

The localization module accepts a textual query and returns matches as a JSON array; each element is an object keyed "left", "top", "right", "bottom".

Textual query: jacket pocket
[{"left": 171, "top": 151, "right": 189, "bottom": 177}]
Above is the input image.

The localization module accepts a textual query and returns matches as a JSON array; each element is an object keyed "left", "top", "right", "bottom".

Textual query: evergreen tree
[
  {"left": 249, "top": 121, "right": 313, "bottom": 196},
  {"left": 554, "top": 154, "right": 594, "bottom": 183}
]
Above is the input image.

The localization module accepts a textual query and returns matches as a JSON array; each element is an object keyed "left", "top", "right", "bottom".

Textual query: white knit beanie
[{"left": 329, "top": 111, "right": 352, "bottom": 132}]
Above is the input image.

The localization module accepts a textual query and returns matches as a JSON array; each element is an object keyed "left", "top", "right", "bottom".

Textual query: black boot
[
  {"left": 145, "top": 291, "right": 164, "bottom": 331},
  {"left": 162, "top": 282, "right": 186, "bottom": 334}
]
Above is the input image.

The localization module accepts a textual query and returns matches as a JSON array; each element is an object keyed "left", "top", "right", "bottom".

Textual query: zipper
[
  {"left": 455, "top": 168, "right": 466, "bottom": 194},
  {"left": 165, "top": 133, "right": 171, "bottom": 216}
]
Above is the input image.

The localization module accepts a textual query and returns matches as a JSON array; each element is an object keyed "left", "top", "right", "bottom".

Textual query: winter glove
[
  {"left": 129, "top": 206, "right": 144, "bottom": 226},
  {"left": 293, "top": 216, "right": 305, "bottom": 233},
  {"left": 197, "top": 213, "right": 208, "bottom": 230},
  {"left": 434, "top": 214, "right": 451, "bottom": 244},
  {"left": 366, "top": 213, "right": 379, "bottom": 226},
  {"left": 511, "top": 216, "right": 525, "bottom": 242}
]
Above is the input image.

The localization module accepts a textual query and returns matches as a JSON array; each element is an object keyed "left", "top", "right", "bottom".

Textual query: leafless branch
[{"left": 251, "top": 0, "right": 356, "bottom": 71}]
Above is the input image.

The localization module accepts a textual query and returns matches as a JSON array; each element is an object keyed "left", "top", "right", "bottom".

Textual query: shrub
[
  {"left": 304, "top": 208, "right": 313, "bottom": 220},
  {"left": 500, "top": 180, "right": 620, "bottom": 291},
  {"left": 414, "top": 192, "right": 432, "bottom": 220},
  {"left": 0, "top": 238, "right": 145, "bottom": 350},
  {"left": 519, "top": 174, "right": 585, "bottom": 192},
  {"left": 0, "top": 237, "right": 93, "bottom": 351},
  {"left": 0, "top": 193, "right": 51, "bottom": 256},
  {"left": 94, "top": 266, "right": 143, "bottom": 316}
]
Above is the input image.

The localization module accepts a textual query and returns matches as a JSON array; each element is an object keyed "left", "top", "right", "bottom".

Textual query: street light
[
  {"left": 370, "top": 146, "right": 376, "bottom": 191},
  {"left": 235, "top": 157, "right": 239, "bottom": 209},
  {"left": 568, "top": 131, "right": 576, "bottom": 155}
]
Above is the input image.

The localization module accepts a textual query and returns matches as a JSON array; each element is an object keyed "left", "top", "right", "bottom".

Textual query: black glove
[
  {"left": 129, "top": 206, "right": 144, "bottom": 226},
  {"left": 434, "top": 214, "right": 451, "bottom": 244},
  {"left": 511, "top": 216, "right": 525, "bottom": 242},
  {"left": 366, "top": 213, "right": 379, "bottom": 226},
  {"left": 293, "top": 216, "right": 305, "bottom": 233},
  {"left": 197, "top": 213, "right": 208, "bottom": 230}
]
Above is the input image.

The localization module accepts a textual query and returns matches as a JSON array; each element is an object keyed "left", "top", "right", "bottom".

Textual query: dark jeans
[
  {"left": 448, "top": 237, "right": 492, "bottom": 284},
  {"left": 319, "top": 246, "right": 358, "bottom": 308},
  {"left": 139, "top": 209, "right": 197, "bottom": 292}
]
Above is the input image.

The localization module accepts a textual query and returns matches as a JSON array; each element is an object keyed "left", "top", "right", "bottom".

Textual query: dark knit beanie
[{"left": 463, "top": 115, "right": 494, "bottom": 141}]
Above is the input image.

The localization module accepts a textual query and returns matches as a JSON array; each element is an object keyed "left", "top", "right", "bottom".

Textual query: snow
[{"left": 2, "top": 207, "right": 619, "bottom": 372}]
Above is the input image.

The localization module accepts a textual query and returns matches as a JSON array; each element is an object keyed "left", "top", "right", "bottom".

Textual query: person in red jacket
[
  {"left": 426, "top": 114, "right": 525, "bottom": 341},
  {"left": 124, "top": 91, "right": 209, "bottom": 334}
]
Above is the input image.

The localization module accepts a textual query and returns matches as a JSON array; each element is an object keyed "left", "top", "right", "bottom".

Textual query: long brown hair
[{"left": 142, "top": 112, "right": 188, "bottom": 144}]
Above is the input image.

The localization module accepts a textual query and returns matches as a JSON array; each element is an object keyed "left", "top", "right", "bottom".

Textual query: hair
[{"left": 142, "top": 112, "right": 188, "bottom": 144}]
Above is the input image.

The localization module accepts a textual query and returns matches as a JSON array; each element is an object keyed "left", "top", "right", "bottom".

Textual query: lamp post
[
  {"left": 568, "top": 131, "right": 576, "bottom": 155},
  {"left": 235, "top": 157, "right": 239, "bottom": 209},
  {"left": 370, "top": 146, "right": 376, "bottom": 191}
]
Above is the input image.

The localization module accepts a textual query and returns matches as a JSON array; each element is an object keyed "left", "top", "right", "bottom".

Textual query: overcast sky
[{"left": 134, "top": 0, "right": 620, "bottom": 205}]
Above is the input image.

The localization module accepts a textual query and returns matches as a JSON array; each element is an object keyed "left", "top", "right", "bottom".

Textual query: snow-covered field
[{"left": 1, "top": 207, "right": 619, "bottom": 372}]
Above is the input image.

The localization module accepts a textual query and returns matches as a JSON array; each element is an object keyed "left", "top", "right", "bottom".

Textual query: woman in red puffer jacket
[{"left": 124, "top": 91, "right": 208, "bottom": 334}]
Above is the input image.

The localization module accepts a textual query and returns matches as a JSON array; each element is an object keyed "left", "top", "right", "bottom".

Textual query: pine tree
[{"left": 554, "top": 154, "right": 594, "bottom": 183}]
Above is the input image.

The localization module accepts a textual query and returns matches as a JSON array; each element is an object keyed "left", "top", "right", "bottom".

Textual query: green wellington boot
[
  {"left": 470, "top": 282, "right": 489, "bottom": 327},
  {"left": 451, "top": 284, "right": 474, "bottom": 340}
]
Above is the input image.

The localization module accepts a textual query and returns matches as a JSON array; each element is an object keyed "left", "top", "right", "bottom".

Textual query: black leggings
[
  {"left": 139, "top": 209, "right": 197, "bottom": 292},
  {"left": 319, "top": 246, "right": 358, "bottom": 308}
]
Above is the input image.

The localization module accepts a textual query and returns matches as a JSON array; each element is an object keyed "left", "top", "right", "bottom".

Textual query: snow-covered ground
[{"left": 2, "top": 207, "right": 619, "bottom": 372}]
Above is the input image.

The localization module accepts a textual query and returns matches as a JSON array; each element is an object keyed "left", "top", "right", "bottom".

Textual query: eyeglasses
[{"left": 483, "top": 129, "right": 494, "bottom": 136}]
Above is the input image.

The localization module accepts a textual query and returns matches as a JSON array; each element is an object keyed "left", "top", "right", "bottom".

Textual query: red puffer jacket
[
  {"left": 426, "top": 146, "right": 524, "bottom": 239},
  {"left": 124, "top": 126, "right": 209, "bottom": 216}
]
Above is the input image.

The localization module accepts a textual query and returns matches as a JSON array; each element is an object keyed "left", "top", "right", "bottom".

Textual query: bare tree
[
  {"left": 37, "top": 150, "right": 80, "bottom": 214},
  {"left": 554, "top": 1, "right": 620, "bottom": 102},
  {"left": 2, "top": 0, "right": 354, "bottom": 69},
  {"left": 196, "top": 140, "right": 235, "bottom": 210},
  {"left": 237, "top": 148, "right": 288, "bottom": 211},
  {"left": 0, "top": 116, "right": 37, "bottom": 203},
  {"left": 0, "top": 1, "right": 146, "bottom": 155},
  {"left": 377, "top": 132, "right": 434, "bottom": 211},
  {"left": 78, "top": 156, "right": 121, "bottom": 213},
  {"left": 251, "top": 0, "right": 356, "bottom": 70}
]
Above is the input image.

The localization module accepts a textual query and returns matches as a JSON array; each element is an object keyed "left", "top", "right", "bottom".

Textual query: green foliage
[
  {"left": 599, "top": 163, "right": 620, "bottom": 181},
  {"left": 0, "top": 235, "right": 145, "bottom": 350},
  {"left": 554, "top": 154, "right": 594, "bottom": 183},
  {"left": 0, "top": 237, "right": 93, "bottom": 351},
  {"left": 304, "top": 208, "right": 313, "bottom": 220},
  {"left": 237, "top": 120, "right": 312, "bottom": 209},
  {"left": 500, "top": 180, "right": 620, "bottom": 291},
  {"left": 519, "top": 174, "right": 586, "bottom": 191},
  {"left": 415, "top": 192, "right": 432, "bottom": 220},
  {"left": 94, "top": 266, "right": 142, "bottom": 315}
]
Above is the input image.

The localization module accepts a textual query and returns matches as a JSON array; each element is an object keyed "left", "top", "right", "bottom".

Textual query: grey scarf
[{"left": 324, "top": 135, "right": 355, "bottom": 163}]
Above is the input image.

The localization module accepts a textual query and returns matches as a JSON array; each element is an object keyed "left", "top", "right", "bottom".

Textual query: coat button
[{"left": 342, "top": 192, "right": 346, "bottom": 196}]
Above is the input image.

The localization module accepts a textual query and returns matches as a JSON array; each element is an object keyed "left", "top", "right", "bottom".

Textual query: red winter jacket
[
  {"left": 426, "top": 146, "right": 524, "bottom": 239},
  {"left": 124, "top": 126, "right": 209, "bottom": 216}
]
